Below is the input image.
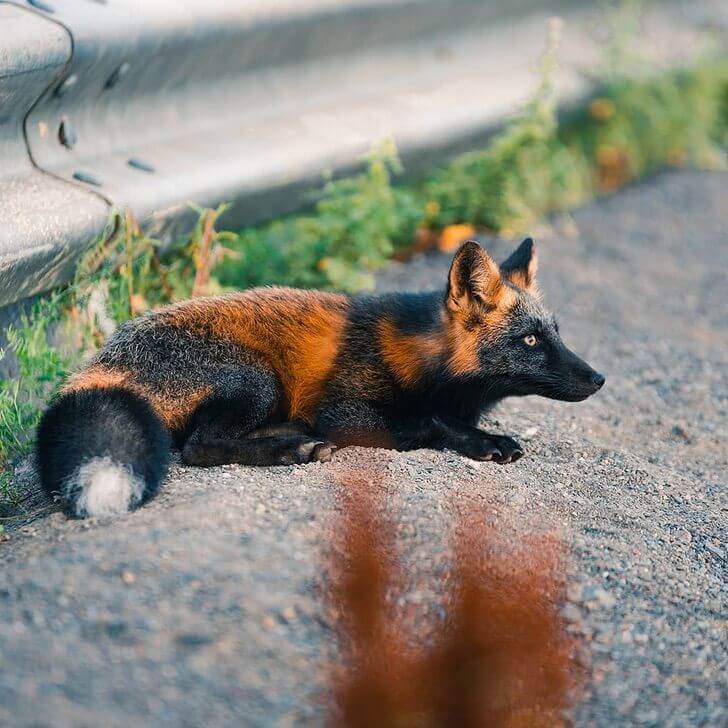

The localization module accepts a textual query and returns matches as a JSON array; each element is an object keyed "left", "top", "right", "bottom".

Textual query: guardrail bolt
[
  {"left": 127, "top": 158, "right": 155, "bottom": 173},
  {"left": 73, "top": 171, "right": 102, "bottom": 187},
  {"left": 105, "top": 62, "right": 131, "bottom": 89},
  {"left": 55, "top": 75, "right": 78, "bottom": 98},
  {"left": 27, "top": 0, "right": 55, "bottom": 13},
  {"left": 58, "top": 118, "right": 77, "bottom": 149}
]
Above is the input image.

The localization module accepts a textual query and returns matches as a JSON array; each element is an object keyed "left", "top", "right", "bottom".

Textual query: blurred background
[{"left": 1, "top": 0, "right": 725, "bottom": 316}]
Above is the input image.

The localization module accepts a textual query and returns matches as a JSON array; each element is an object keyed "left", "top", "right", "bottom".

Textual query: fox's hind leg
[{"left": 180, "top": 367, "right": 334, "bottom": 467}]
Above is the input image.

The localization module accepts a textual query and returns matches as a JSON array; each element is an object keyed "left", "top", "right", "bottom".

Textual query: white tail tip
[{"left": 68, "top": 457, "right": 143, "bottom": 517}]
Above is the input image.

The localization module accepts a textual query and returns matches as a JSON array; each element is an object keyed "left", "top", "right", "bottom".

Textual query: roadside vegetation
[{"left": 1, "top": 12, "right": 726, "bottom": 514}]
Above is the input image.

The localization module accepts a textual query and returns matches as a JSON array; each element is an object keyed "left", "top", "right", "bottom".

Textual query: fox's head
[{"left": 443, "top": 239, "right": 604, "bottom": 402}]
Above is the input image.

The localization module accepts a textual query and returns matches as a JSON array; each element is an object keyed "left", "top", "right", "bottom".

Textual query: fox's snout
[
  {"left": 591, "top": 371, "right": 606, "bottom": 389},
  {"left": 558, "top": 347, "right": 605, "bottom": 401},
  {"left": 572, "top": 366, "right": 605, "bottom": 400}
]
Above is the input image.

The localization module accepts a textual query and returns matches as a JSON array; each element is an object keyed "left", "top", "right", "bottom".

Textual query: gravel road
[{"left": 1, "top": 169, "right": 726, "bottom": 727}]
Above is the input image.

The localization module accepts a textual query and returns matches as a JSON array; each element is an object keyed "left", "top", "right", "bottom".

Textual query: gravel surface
[{"left": 1, "top": 169, "right": 726, "bottom": 727}]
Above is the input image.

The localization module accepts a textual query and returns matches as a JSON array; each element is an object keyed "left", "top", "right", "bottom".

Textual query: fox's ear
[
  {"left": 501, "top": 237, "right": 538, "bottom": 292},
  {"left": 447, "top": 241, "right": 503, "bottom": 311}
]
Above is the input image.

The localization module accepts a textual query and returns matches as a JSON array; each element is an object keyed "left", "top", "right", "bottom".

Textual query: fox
[{"left": 37, "top": 238, "right": 604, "bottom": 518}]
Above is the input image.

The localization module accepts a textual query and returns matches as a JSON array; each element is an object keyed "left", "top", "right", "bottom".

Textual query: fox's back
[{"left": 64, "top": 287, "right": 351, "bottom": 428}]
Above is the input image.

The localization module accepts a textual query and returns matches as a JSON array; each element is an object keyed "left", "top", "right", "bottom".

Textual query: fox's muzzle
[{"left": 552, "top": 345, "right": 605, "bottom": 402}]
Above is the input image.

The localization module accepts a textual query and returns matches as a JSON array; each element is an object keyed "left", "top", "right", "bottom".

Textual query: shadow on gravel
[{"left": 326, "top": 468, "right": 584, "bottom": 727}]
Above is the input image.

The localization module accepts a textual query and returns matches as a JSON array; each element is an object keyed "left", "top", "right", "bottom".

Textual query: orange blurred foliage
[
  {"left": 328, "top": 480, "right": 584, "bottom": 728},
  {"left": 588, "top": 98, "right": 615, "bottom": 122},
  {"left": 438, "top": 224, "right": 477, "bottom": 253},
  {"left": 595, "top": 144, "right": 631, "bottom": 192}
]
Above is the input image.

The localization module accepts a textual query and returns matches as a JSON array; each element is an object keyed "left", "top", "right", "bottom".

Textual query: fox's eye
[{"left": 524, "top": 334, "right": 538, "bottom": 347}]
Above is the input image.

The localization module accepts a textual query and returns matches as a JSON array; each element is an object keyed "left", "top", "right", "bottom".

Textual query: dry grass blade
[
  {"left": 192, "top": 209, "right": 217, "bottom": 298},
  {"left": 328, "top": 476, "right": 419, "bottom": 728}
]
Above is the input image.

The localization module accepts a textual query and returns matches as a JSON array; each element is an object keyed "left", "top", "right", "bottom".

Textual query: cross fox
[{"left": 37, "top": 238, "right": 604, "bottom": 518}]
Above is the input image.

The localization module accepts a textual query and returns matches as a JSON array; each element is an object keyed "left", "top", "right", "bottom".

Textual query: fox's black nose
[{"left": 591, "top": 372, "right": 606, "bottom": 389}]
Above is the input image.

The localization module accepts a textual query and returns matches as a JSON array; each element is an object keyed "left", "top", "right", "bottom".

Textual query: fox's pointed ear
[
  {"left": 501, "top": 237, "right": 538, "bottom": 292},
  {"left": 447, "top": 241, "right": 503, "bottom": 311}
]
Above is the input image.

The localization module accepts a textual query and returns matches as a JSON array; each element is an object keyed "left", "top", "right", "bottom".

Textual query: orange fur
[
  {"left": 445, "top": 322, "right": 482, "bottom": 377},
  {"left": 444, "top": 284, "right": 517, "bottom": 376},
  {"left": 378, "top": 320, "right": 445, "bottom": 388},
  {"left": 484, "top": 284, "right": 517, "bottom": 332},
  {"left": 63, "top": 366, "right": 130, "bottom": 394},
  {"left": 63, "top": 365, "right": 212, "bottom": 431},
  {"left": 505, "top": 265, "right": 538, "bottom": 295},
  {"left": 503, "top": 241, "right": 538, "bottom": 294},
  {"left": 161, "top": 288, "right": 349, "bottom": 424}
]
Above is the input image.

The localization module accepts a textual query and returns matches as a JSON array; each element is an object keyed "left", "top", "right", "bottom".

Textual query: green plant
[
  {"left": 0, "top": 295, "right": 74, "bottom": 508},
  {"left": 564, "top": 61, "right": 728, "bottom": 193},
  {"left": 422, "top": 18, "right": 591, "bottom": 236},
  {"left": 219, "top": 141, "right": 423, "bottom": 292}
]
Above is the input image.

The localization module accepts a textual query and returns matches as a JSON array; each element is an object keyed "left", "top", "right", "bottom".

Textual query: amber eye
[{"left": 524, "top": 334, "right": 538, "bottom": 347}]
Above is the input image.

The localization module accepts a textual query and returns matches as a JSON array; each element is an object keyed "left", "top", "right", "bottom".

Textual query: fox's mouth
[
  {"left": 562, "top": 373, "right": 606, "bottom": 401},
  {"left": 560, "top": 390, "right": 597, "bottom": 402},
  {"left": 542, "top": 371, "right": 605, "bottom": 402}
]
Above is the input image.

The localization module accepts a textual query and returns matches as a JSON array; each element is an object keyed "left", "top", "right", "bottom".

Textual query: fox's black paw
[
  {"left": 486, "top": 434, "right": 524, "bottom": 465},
  {"left": 278, "top": 438, "right": 337, "bottom": 465},
  {"left": 459, "top": 433, "right": 523, "bottom": 464}
]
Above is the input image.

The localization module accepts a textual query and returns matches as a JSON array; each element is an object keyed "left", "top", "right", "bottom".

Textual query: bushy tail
[{"left": 37, "top": 388, "right": 171, "bottom": 518}]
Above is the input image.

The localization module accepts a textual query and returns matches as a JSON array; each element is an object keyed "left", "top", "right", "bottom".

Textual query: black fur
[
  {"left": 37, "top": 388, "right": 171, "bottom": 516},
  {"left": 178, "top": 366, "right": 332, "bottom": 466},
  {"left": 355, "top": 291, "right": 443, "bottom": 335},
  {"left": 500, "top": 236, "right": 535, "bottom": 277}
]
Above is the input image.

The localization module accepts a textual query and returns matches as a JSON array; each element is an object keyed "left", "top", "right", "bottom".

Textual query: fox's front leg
[
  {"left": 316, "top": 399, "right": 451, "bottom": 450},
  {"left": 315, "top": 401, "right": 521, "bottom": 464},
  {"left": 433, "top": 416, "right": 523, "bottom": 464}
]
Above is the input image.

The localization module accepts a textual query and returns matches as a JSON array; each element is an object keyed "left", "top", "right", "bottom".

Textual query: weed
[
  {"left": 328, "top": 479, "right": 413, "bottom": 727},
  {"left": 0, "top": 295, "right": 74, "bottom": 507},
  {"left": 424, "top": 17, "right": 587, "bottom": 235},
  {"left": 423, "top": 508, "right": 581, "bottom": 727},
  {"left": 218, "top": 141, "right": 422, "bottom": 292},
  {"left": 563, "top": 62, "right": 728, "bottom": 193}
]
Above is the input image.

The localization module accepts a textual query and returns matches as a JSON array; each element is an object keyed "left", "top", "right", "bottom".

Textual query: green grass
[
  {"left": 0, "top": 296, "right": 73, "bottom": 511},
  {"left": 218, "top": 140, "right": 422, "bottom": 292},
  {"left": 1, "top": 49, "right": 726, "bottom": 515}
]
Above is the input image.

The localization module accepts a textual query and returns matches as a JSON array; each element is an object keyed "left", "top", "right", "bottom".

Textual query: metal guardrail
[
  {"left": 0, "top": 0, "right": 718, "bottom": 312},
  {"left": 0, "top": 3, "right": 108, "bottom": 308}
]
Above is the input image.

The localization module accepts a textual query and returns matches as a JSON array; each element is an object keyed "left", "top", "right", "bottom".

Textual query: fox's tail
[{"left": 37, "top": 387, "right": 171, "bottom": 518}]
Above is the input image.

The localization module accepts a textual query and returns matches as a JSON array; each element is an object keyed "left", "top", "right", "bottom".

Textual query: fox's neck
[{"left": 375, "top": 290, "right": 452, "bottom": 388}]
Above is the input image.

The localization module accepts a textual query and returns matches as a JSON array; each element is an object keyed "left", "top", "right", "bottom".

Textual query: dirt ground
[{"left": 1, "top": 169, "right": 726, "bottom": 727}]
